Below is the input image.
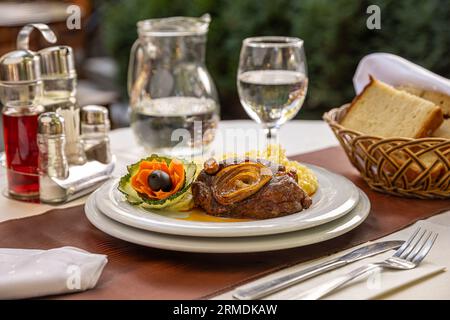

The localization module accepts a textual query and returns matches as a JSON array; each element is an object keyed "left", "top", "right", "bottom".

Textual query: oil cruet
[{"left": 0, "top": 24, "right": 56, "bottom": 200}]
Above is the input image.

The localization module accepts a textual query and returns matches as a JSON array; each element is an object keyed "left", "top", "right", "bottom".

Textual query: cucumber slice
[
  {"left": 165, "top": 190, "right": 195, "bottom": 211},
  {"left": 118, "top": 155, "right": 197, "bottom": 209},
  {"left": 118, "top": 173, "right": 142, "bottom": 205}
]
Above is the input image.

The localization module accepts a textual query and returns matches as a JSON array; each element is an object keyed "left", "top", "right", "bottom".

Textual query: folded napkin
[
  {"left": 217, "top": 220, "right": 447, "bottom": 300},
  {"left": 0, "top": 246, "right": 107, "bottom": 299},
  {"left": 353, "top": 52, "right": 450, "bottom": 95}
]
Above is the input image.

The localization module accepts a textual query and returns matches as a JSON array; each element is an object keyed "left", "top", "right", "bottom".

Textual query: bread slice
[
  {"left": 433, "top": 119, "right": 450, "bottom": 138},
  {"left": 398, "top": 86, "right": 450, "bottom": 116},
  {"left": 397, "top": 85, "right": 424, "bottom": 97},
  {"left": 341, "top": 77, "right": 444, "bottom": 138},
  {"left": 398, "top": 87, "right": 450, "bottom": 185},
  {"left": 421, "top": 91, "right": 450, "bottom": 116}
]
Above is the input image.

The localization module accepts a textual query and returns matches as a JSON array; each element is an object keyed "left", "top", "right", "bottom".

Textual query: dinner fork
[{"left": 299, "top": 227, "right": 438, "bottom": 300}]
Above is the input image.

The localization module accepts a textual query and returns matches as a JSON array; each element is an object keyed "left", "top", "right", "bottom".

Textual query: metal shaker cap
[
  {"left": 81, "top": 105, "right": 110, "bottom": 125},
  {"left": 38, "top": 112, "right": 65, "bottom": 135},
  {"left": 0, "top": 50, "right": 41, "bottom": 82},
  {"left": 39, "top": 46, "right": 76, "bottom": 78}
]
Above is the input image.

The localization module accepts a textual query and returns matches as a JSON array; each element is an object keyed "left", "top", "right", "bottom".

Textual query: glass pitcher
[{"left": 128, "top": 14, "right": 220, "bottom": 157}]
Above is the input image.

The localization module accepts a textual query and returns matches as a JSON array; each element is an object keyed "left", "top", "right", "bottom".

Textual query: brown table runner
[{"left": 1, "top": 146, "right": 449, "bottom": 299}]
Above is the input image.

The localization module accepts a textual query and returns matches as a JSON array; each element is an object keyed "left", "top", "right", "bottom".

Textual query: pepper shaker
[{"left": 37, "top": 112, "right": 69, "bottom": 203}]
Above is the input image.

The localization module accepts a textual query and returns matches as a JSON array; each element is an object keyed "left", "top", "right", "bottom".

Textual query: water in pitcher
[{"left": 130, "top": 96, "right": 219, "bottom": 156}]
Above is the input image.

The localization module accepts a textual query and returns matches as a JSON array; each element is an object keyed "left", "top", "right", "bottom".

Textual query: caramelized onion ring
[{"left": 212, "top": 162, "right": 272, "bottom": 205}]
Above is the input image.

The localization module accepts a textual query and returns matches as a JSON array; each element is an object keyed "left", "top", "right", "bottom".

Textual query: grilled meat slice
[{"left": 191, "top": 163, "right": 312, "bottom": 219}]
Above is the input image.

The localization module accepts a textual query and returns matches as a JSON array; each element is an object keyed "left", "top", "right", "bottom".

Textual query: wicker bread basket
[{"left": 323, "top": 104, "right": 450, "bottom": 199}]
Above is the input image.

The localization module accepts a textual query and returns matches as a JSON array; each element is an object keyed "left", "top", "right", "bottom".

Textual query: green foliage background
[{"left": 101, "top": 0, "right": 450, "bottom": 119}]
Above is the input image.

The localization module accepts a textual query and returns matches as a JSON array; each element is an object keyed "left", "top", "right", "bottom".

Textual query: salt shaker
[
  {"left": 81, "top": 105, "right": 112, "bottom": 164},
  {"left": 37, "top": 112, "right": 69, "bottom": 203}
]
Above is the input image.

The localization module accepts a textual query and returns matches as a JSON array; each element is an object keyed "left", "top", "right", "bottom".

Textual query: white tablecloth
[
  {"left": 0, "top": 120, "right": 336, "bottom": 222},
  {"left": 1, "top": 120, "right": 449, "bottom": 299}
]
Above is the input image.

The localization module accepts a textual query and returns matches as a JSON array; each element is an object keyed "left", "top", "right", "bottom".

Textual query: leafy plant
[{"left": 101, "top": 0, "right": 450, "bottom": 118}]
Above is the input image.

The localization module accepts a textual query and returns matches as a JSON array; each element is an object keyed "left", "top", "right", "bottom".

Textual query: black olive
[
  {"left": 148, "top": 170, "right": 172, "bottom": 192},
  {"left": 160, "top": 171, "right": 172, "bottom": 192},
  {"left": 148, "top": 171, "right": 162, "bottom": 191}
]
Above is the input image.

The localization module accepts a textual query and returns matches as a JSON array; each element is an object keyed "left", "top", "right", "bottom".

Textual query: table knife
[{"left": 232, "top": 240, "right": 404, "bottom": 300}]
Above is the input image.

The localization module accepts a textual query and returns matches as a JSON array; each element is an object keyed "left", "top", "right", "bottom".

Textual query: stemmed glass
[{"left": 237, "top": 36, "right": 308, "bottom": 145}]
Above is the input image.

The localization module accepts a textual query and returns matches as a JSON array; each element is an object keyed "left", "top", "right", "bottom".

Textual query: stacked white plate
[{"left": 85, "top": 164, "right": 370, "bottom": 253}]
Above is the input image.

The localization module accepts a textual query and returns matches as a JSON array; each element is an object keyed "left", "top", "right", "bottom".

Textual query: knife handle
[{"left": 232, "top": 259, "right": 347, "bottom": 300}]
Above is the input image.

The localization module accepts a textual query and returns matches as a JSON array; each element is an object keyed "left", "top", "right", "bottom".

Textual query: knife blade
[{"left": 232, "top": 240, "right": 404, "bottom": 300}]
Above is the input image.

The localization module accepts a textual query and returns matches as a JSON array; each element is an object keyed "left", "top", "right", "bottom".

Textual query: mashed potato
[{"left": 220, "top": 144, "right": 318, "bottom": 195}]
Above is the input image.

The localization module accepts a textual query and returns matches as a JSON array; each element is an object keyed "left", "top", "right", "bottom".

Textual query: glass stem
[{"left": 264, "top": 126, "right": 279, "bottom": 146}]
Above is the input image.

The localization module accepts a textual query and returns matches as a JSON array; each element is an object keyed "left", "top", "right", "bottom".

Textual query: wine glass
[{"left": 237, "top": 36, "right": 308, "bottom": 145}]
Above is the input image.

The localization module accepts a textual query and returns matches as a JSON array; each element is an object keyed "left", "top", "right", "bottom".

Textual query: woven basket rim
[{"left": 323, "top": 104, "right": 450, "bottom": 143}]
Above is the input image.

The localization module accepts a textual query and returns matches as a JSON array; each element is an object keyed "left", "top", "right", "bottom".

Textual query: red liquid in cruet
[{"left": 2, "top": 111, "right": 40, "bottom": 199}]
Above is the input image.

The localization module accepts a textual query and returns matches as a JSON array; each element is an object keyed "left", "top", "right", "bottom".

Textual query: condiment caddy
[{"left": 0, "top": 23, "right": 115, "bottom": 204}]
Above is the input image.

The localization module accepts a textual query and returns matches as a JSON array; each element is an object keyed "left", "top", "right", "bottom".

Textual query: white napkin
[
  {"left": 216, "top": 220, "right": 447, "bottom": 300},
  {"left": 0, "top": 246, "right": 107, "bottom": 299},
  {"left": 353, "top": 52, "right": 450, "bottom": 95}
]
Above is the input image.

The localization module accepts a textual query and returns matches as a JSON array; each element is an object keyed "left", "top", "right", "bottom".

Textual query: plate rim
[
  {"left": 96, "top": 164, "right": 360, "bottom": 237},
  {"left": 85, "top": 189, "right": 371, "bottom": 253}
]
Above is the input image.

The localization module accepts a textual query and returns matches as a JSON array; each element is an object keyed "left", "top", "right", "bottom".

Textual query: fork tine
[
  {"left": 405, "top": 231, "right": 432, "bottom": 262},
  {"left": 399, "top": 228, "right": 427, "bottom": 259},
  {"left": 412, "top": 233, "right": 438, "bottom": 264},
  {"left": 394, "top": 227, "right": 421, "bottom": 257}
]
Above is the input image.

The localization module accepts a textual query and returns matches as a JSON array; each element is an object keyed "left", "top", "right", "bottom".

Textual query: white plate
[
  {"left": 85, "top": 189, "right": 370, "bottom": 253},
  {"left": 95, "top": 164, "right": 360, "bottom": 237}
]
